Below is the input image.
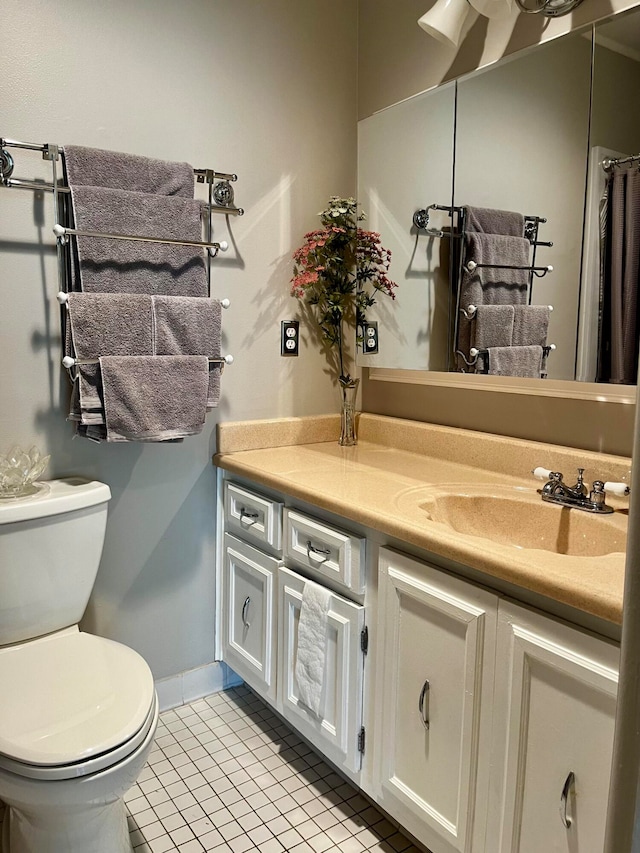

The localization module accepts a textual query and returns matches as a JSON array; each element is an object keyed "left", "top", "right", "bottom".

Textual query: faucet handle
[
  {"left": 603, "top": 481, "right": 631, "bottom": 497},
  {"left": 532, "top": 466, "right": 554, "bottom": 481}
]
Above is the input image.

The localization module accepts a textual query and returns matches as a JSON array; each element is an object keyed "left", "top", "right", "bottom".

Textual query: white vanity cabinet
[
  {"left": 376, "top": 548, "right": 498, "bottom": 853},
  {"left": 218, "top": 472, "right": 620, "bottom": 853},
  {"left": 278, "top": 566, "right": 366, "bottom": 775},
  {"left": 488, "top": 601, "right": 619, "bottom": 853}
]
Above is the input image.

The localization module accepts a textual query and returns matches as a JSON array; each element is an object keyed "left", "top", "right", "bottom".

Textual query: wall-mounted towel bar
[
  {"left": 465, "top": 260, "right": 553, "bottom": 278},
  {"left": 52, "top": 224, "right": 229, "bottom": 256},
  {"left": 0, "top": 136, "right": 244, "bottom": 216},
  {"left": 62, "top": 354, "right": 234, "bottom": 369},
  {"left": 57, "top": 292, "right": 232, "bottom": 309}
]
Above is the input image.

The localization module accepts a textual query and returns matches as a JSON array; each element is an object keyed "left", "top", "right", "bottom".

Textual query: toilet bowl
[{"left": 0, "top": 480, "right": 158, "bottom": 853}]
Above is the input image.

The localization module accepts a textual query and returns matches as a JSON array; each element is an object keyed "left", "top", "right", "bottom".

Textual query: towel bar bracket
[{"left": 0, "top": 149, "right": 14, "bottom": 182}]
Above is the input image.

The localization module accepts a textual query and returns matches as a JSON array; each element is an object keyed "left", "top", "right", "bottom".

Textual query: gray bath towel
[
  {"left": 512, "top": 305, "right": 550, "bottom": 347},
  {"left": 487, "top": 345, "right": 543, "bottom": 378},
  {"left": 464, "top": 206, "right": 525, "bottom": 237},
  {"left": 456, "top": 233, "right": 531, "bottom": 366},
  {"left": 64, "top": 146, "right": 195, "bottom": 197},
  {"left": 100, "top": 355, "right": 209, "bottom": 442},
  {"left": 68, "top": 186, "right": 208, "bottom": 296},
  {"left": 67, "top": 293, "right": 154, "bottom": 419},
  {"left": 471, "top": 305, "right": 514, "bottom": 349},
  {"left": 153, "top": 296, "right": 222, "bottom": 409}
]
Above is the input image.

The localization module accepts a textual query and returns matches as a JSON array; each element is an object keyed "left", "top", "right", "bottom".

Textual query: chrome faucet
[{"left": 532, "top": 467, "right": 630, "bottom": 514}]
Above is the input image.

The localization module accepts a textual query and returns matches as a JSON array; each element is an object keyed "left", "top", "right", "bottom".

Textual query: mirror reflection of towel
[
  {"left": 512, "top": 305, "right": 550, "bottom": 347},
  {"left": 472, "top": 305, "right": 514, "bottom": 349},
  {"left": 487, "top": 345, "right": 543, "bottom": 378}
]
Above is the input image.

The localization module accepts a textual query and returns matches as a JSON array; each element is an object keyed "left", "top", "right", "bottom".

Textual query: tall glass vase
[{"left": 338, "top": 377, "right": 359, "bottom": 446}]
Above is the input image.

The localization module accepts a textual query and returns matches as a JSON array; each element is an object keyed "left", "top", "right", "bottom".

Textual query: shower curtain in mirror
[{"left": 598, "top": 165, "right": 640, "bottom": 385}]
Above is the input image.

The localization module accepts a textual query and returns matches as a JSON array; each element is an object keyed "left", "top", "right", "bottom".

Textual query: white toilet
[{"left": 0, "top": 478, "right": 158, "bottom": 853}]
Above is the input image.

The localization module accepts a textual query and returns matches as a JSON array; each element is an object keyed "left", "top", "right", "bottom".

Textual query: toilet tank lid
[{"left": 0, "top": 478, "right": 111, "bottom": 525}]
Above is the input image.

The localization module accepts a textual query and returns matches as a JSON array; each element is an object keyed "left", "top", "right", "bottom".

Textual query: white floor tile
[{"left": 126, "top": 687, "right": 416, "bottom": 853}]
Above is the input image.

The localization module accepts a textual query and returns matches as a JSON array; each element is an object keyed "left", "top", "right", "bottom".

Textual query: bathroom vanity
[{"left": 214, "top": 414, "right": 627, "bottom": 853}]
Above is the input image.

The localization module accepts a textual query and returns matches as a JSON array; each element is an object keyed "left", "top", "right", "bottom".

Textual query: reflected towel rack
[
  {"left": 413, "top": 204, "right": 552, "bottom": 247},
  {"left": 464, "top": 260, "right": 553, "bottom": 278},
  {"left": 456, "top": 344, "right": 555, "bottom": 376},
  {"left": 460, "top": 303, "right": 553, "bottom": 320}
]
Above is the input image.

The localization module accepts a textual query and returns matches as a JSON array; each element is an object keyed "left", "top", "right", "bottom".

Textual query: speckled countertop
[{"left": 215, "top": 414, "right": 631, "bottom": 625}]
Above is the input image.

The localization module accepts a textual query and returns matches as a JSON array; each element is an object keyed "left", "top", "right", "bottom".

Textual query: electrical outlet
[
  {"left": 362, "top": 321, "right": 379, "bottom": 354},
  {"left": 281, "top": 320, "right": 299, "bottom": 356}
]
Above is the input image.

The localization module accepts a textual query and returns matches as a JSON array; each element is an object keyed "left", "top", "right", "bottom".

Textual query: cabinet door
[
  {"left": 278, "top": 566, "right": 365, "bottom": 776},
  {"left": 489, "top": 601, "right": 619, "bottom": 853},
  {"left": 223, "top": 534, "right": 280, "bottom": 703},
  {"left": 377, "top": 548, "right": 498, "bottom": 853}
]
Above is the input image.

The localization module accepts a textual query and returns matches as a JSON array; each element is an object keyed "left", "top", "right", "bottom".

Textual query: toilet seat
[{"left": 0, "top": 629, "right": 156, "bottom": 781}]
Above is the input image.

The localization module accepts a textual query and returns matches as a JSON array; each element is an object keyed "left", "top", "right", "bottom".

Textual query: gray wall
[{"left": 1, "top": 0, "right": 357, "bottom": 679}]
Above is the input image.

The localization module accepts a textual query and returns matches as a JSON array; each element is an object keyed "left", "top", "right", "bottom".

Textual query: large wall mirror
[{"left": 358, "top": 8, "right": 640, "bottom": 395}]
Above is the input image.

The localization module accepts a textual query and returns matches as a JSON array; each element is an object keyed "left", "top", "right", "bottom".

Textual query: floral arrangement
[{"left": 291, "top": 197, "right": 397, "bottom": 384}]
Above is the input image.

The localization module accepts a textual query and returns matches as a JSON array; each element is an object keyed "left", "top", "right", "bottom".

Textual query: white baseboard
[{"left": 155, "top": 661, "right": 243, "bottom": 712}]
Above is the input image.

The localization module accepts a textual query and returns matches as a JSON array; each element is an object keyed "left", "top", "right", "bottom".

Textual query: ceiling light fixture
[{"left": 418, "top": 0, "right": 473, "bottom": 49}]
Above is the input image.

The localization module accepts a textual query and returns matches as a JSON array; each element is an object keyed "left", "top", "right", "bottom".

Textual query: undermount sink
[{"left": 400, "top": 487, "right": 627, "bottom": 557}]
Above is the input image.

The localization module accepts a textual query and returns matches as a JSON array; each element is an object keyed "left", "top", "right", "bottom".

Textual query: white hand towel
[{"left": 295, "top": 582, "right": 332, "bottom": 717}]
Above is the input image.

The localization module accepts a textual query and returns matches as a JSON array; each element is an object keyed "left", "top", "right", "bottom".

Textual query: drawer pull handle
[
  {"left": 307, "top": 540, "right": 331, "bottom": 561},
  {"left": 239, "top": 507, "right": 259, "bottom": 524},
  {"left": 418, "top": 679, "right": 430, "bottom": 730},
  {"left": 560, "top": 771, "right": 575, "bottom": 828},
  {"left": 241, "top": 596, "right": 251, "bottom": 628}
]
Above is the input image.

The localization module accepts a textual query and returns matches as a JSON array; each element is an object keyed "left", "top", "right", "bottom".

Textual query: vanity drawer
[
  {"left": 283, "top": 508, "right": 366, "bottom": 594},
  {"left": 224, "top": 481, "right": 283, "bottom": 552}
]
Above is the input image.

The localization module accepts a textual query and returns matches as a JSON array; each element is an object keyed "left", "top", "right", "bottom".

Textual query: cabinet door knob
[
  {"left": 241, "top": 596, "right": 251, "bottom": 629},
  {"left": 239, "top": 507, "right": 259, "bottom": 524},
  {"left": 418, "top": 679, "right": 430, "bottom": 730},
  {"left": 560, "top": 771, "right": 575, "bottom": 828}
]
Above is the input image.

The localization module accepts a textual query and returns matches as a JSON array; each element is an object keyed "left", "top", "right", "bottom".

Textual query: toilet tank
[{"left": 0, "top": 478, "right": 111, "bottom": 646}]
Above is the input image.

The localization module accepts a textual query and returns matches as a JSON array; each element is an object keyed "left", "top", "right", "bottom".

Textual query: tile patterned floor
[{"left": 0, "top": 685, "right": 421, "bottom": 853}]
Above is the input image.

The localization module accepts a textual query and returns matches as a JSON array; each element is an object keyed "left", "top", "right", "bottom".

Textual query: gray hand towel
[
  {"left": 64, "top": 146, "right": 195, "bottom": 197},
  {"left": 472, "top": 305, "right": 514, "bottom": 349},
  {"left": 487, "top": 345, "right": 543, "bottom": 378},
  {"left": 99, "top": 355, "right": 209, "bottom": 442},
  {"left": 464, "top": 206, "right": 525, "bottom": 237},
  {"left": 153, "top": 296, "right": 222, "bottom": 409},
  {"left": 67, "top": 293, "right": 154, "bottom": 418},
  {"left": 68, "top": 186, "right": 208, "bottom": 296},
  {"left": 512, "top": 305, "right": 550, "bottom": 347}
]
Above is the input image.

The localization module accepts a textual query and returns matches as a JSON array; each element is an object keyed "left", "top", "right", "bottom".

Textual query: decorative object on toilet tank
[
  {"left": 0, "top": 446, "right": 50, "bottom": 499},
  {"left": 291, "top": 197, "right": 397, "bottom": 446}
]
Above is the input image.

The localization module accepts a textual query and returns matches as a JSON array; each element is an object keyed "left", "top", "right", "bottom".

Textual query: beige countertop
[{"left": 215, "top": 414, "right": 631, "bottom": 625}]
